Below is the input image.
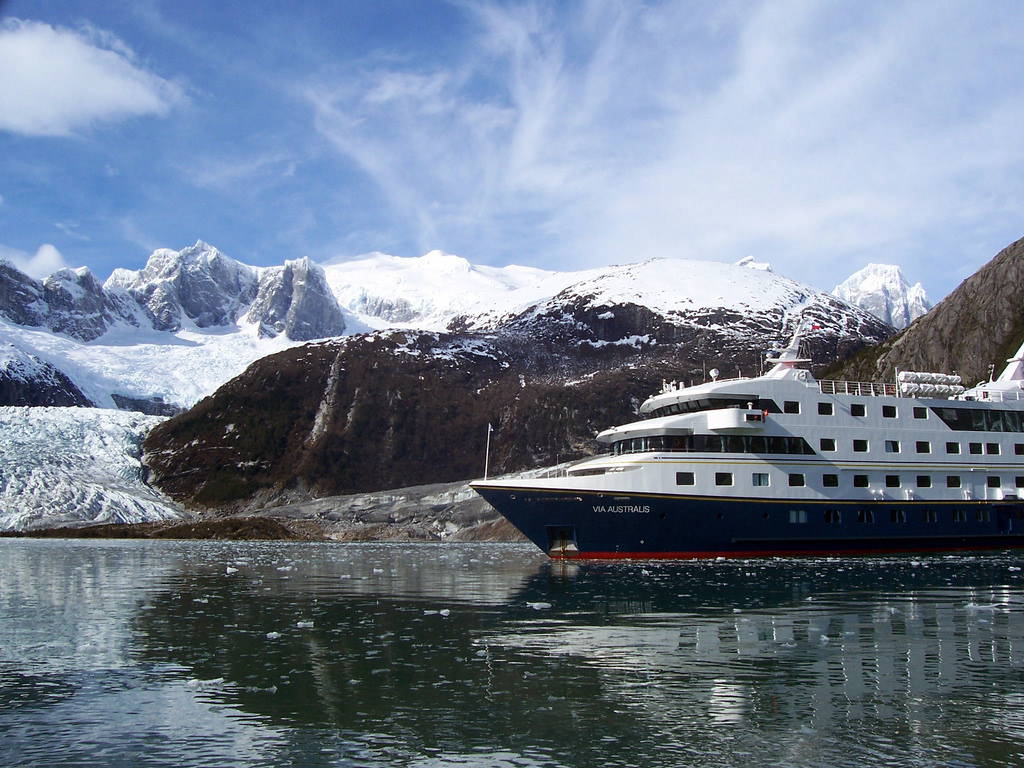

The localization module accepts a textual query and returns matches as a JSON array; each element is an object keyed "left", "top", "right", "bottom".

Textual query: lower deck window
[
  {"left": 789, "top": 510, "right": 808, "bottom": 524},
  {"left": 715, "top": 472, "right": 733, "bottom": 486},
  {"left": 676, "top": 471, "right": 695, "bottom": 486}
]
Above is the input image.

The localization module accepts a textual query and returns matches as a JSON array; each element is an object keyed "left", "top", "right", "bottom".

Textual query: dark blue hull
[{"left": 473, "top": 484, "right": 1024, "bottom": 558}]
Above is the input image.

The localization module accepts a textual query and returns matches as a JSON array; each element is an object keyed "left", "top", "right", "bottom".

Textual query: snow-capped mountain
[{"left": 832, "top": 263, "right": 931, "bottom": 329}]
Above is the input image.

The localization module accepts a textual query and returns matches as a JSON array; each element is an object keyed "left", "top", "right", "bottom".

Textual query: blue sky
[{"left": 1, "top": 1, "right": 1024, "bottom": 302}]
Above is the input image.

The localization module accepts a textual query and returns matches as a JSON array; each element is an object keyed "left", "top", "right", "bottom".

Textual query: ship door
[{"left": 546, "top": 526, "right": 579, "bottom": 558}]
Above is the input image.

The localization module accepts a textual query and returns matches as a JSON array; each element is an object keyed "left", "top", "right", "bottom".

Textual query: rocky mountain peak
[
  {"left": 247, "top": 257, "right": 346, "bottom": 341},
  {"left": 832, "top": 263, "right": 931, "bottom": 330}
]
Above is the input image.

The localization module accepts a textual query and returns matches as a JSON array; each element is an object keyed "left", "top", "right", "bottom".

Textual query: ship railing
[{"left": 818, "top": 379, "right": 898, "bottom": 397}]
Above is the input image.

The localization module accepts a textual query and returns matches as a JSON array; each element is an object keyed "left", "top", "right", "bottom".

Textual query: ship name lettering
[{"left": 593, "top": 504, "right": 651, "bottom": 514}]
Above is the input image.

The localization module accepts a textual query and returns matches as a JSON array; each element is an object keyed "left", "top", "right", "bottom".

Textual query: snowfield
[{"left": 0, "top": 407, "right": 186, "bottom": 531}]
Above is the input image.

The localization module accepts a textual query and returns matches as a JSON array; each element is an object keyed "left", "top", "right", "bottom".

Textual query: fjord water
[{"left": 2, "top": 541, "right": 1023, "bottom": 767}]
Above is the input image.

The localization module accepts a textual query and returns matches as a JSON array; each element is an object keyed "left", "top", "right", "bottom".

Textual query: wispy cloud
[
  {"left": 0, "top": 18, "right": 187, "bottom": 137},
  {"left": 302, "top": 0, "right": 1024, "bottom": 292}
]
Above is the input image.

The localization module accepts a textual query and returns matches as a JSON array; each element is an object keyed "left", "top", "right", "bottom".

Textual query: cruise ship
[{"left": 471, "top": 327, "right": 1024, "bottom": 558}]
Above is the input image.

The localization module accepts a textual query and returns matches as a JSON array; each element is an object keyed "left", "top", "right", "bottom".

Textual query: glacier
[{"left": 0, "top": 406, "right": 187, "bottom": 531}]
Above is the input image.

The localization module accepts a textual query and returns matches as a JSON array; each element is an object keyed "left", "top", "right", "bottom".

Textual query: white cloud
[
  {"left": 1, "top": 243, "right": 71, "bottom": 279},
  {"left": 0, "top": 19, "right": 186, "bottom": 137}
]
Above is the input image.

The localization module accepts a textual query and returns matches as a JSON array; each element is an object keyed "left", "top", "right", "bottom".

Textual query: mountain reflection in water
[{"left": 1, "top": 540, "right": 1023, "bottom": 767}]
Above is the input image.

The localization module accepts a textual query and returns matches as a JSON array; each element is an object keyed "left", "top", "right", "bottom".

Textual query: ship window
[
  {"left": 917, "top": 475, "right": 932, "bottom": 488},
  {"left": 977, "top": 509, "right": 991, "bottom": 522},
  {"left": 988, "top": 476, "right": 1001, "bottom": 489},
  {"left": 953, "top": 509, "right": 968, "bottom": 523},
  {"left": 946, "top": 442, "right": 960, "bottom": 454},
  {"left": 825, "top": 509, "right": 841, "bottom": 523},
  {"left": 788, "top": 473, "right": 805, "bottom": 487},
  {"left": 784, "top": 401, "right": 800, "bottom": 414},
  {"left": 858, "top": 509, "right": 875, "bottom": 523},
  {"left": 914, "top": 407, "right": 928, "bottom": 419},
  {"left": 1017, "top": 444, "right": 1024, "bottom": 455},
  {"left": 891, "top": 509, "right": 907, "bottom": 523},
  {"left": 752, "top": 472, "right": 770, "bottom": 487},
  {"left": 854, "top": 474, "right": 869, "bottom": 488},
  {"left": 923, "top": 509, "right": 938, "bottom": 523},
  {"left": 969, "top": 442, "right": 983, "bottom": 455},
  {"left": 947, "top": 475, "right": 961, "bottom": 488},
  {"left": 789, "top": 510, "right": 807, "bottom": 524},
  {"left": 884, "top": 440, "right": 900, "bottom": 453},
  {"left": 987, "top": 442, "right": 1001, "bottom": 455},
  {"left": 715, "top": 472, "right": 733, "bottom": 486},
  {"left": 818, "top": 402, "right": 833, "bottom": 415},
  {"left": 885, "top": 475, "right": 901, "bottom": 488},
  {"left": 823, "top": 474, "right": 839, "bottom": 487},
  {"left": 853, "top": 439, "right": 869, "bottom": 452},
  {"left": 882, "top": 405, "right": 897, "bottom": 418},
  {"left": 676, "top": 471, "right": 695, "bottom": 486},
  {"left": 916, "top": 441, "right": 931, "bottom": 454},
  {"left": 851, "top": 403, "right": 866, "bottom": 417},
  {"left": 820, "top": 437, "right": 836, "bottom": 451},
  {"left": 1017, "top": 476, "right": 1024, "bottom": 488}
]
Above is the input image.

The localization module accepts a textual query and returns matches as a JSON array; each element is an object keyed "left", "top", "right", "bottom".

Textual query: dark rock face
[
  {"left": 0, "top": 344, "right": 93, "bottom": 407},
  {"left": 828, "top": 237, "right": 1024, "bottom": 386},
  {"left": 246, "top": 258, "right": 346, "bottom": 340}
]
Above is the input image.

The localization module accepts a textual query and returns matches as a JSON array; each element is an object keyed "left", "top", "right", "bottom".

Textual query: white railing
[{"left": 818, "top": 379, "right": 898, "bottom": 397}]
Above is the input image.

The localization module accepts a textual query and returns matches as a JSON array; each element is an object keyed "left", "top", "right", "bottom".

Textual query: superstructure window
[
  {"left": 988, "top": 476, "right": 1001, "bottom": 489},
  {"left": 823, "top": 474, "right": 839, "bottom": 487},
  {"left": 947, "top": 475, "right": 962, "bottom": 488},
  {"left": 987, "top": 442, "right": 1001, "bottom": 455},
  {"left": 820, "top": 437, "right": 836, "bottom": 451},
  {"left": 946, "top": 442, "right": 960, "bottom": 455},
  {"left": 1017, "top": 477, "right": 1024, "bottom": 488},
  {"left": 851, "top": 403, "right": 866, "bottom": 417},
  {"left": 885, "top": 475, "right": 901, "bottom": 488},
  {"left": 916, "top": 441, "right": 931, "bottom": 454},
  {"left": 884, "top": 440, "right": 900, "bottom": 453},
  {"left": 853, "top": 439, "right": 869, "bottom": 453},
  {"left": 917, "top": 475, "right": 932, "bottom": 488},
  {"left": 676, "top": 471, "right": 695, "bottom": 486},
  {"left": 784, "top": 401, "right": 800, "bottom": 414},
  {"left": 933, "top": 406, "right": 1024, "bottom": 432},
  {"left": 818, "top": 402, "right": 833, "bottom": 415},
  {"left": 854, "top": 475, "right": 869, "bottom": 488},
  {"left": 914, "top": 407, "right": 928, "bottom": 419},
  {"left": 752, "top": 472, "right": 770, "bottom": 487},
  {"left": 789, "top": 473, "right": 805, "bottom": 487},
  {"left": 882, "top": 405, "right": 897, "bottom": 418},
  {"left": 610, "top": 433, "right": 815, "bottom": 456},
  {"left": 1017, "top": 444, "right": 1024, "bottom": 456},
  {"left": 715, "top": 472, "right": 733, "bottom": 486}
]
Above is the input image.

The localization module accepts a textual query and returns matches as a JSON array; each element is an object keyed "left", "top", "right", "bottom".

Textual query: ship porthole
[
  {"left": 763, "top": 512, "right": 769, "bottom": 519},
  {"left": 510, "top": 494, "right": 516, "bottom": 500}
]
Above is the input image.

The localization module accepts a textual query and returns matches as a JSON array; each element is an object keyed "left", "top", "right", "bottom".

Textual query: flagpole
[{"left": 484, "top": 423, "right": 493, "bottom": 480}]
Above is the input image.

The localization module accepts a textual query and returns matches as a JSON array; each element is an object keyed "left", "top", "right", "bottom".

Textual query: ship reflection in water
[{"left": 1, "top": 540, "right": 1023, "bottom": 767}]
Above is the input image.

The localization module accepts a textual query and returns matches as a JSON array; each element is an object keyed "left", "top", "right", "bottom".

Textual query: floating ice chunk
[
  {"left": 527, "top": 602, "right": 552, "bottom": 611},
  {"left": 225, "top": 566, "right": 238, "bottom": 575},
  {"left": 297, "top": 620, "right": 314, "bottom": 628},
  {"left": 266, "top": 631, "right": 282, "bottom": 640}
]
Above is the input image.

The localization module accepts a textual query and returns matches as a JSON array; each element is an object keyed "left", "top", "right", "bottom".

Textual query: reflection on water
[{"left": 2, "top": 540, "right": 1024, "bottom": 766}]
